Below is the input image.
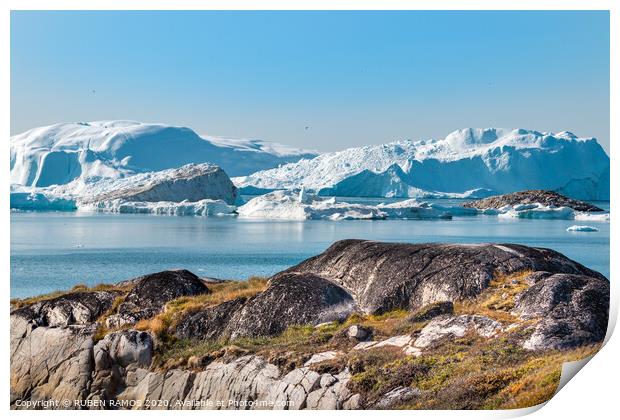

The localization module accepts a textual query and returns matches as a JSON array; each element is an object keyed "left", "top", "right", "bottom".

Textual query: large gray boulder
[
  {"left": 175, "top": 297, "right": 247, "bottom": 341},
  {"left": 106, "top": 269, "right": 209, "bottom": 328},
  {"left": 281, "top": 239, "right": 605, "bottom": 314},
  {"left": 514, "top": 273, "right": 609, "bottom": 350},
  {"left": 10, "top": 320, "right": 96, "bottom": 407},
  {"left": 224, "top": 273, "right": 356, "bottom": 339},
  {"left": 11, "top": 290, "right": 121, "bottom": 328}
]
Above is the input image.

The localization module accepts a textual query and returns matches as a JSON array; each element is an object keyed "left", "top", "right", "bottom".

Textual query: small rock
[
  {"left": 304, "top": 351, "right": 343, "bottom": 366},
  {"left": 375, "top": 386, "right": 421, "bottom": 409},
  {"left": 347, "top": 325, "right": 371, "bottom": 340}
]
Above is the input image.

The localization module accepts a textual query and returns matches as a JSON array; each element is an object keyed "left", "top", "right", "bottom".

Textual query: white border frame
[{"left": 1, "top": 2, "right": 616, "bottom": 419}]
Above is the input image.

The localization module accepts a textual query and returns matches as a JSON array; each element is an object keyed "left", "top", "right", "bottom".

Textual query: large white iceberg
[
  {"left": 237, "top": 190, "right": 454, "bottom": 221},
  {"left": 10, "top": 120, "right": 316, "bottom": 188},
  {"left": 234, "top": 128, "right": 609, "bottom": 200}
]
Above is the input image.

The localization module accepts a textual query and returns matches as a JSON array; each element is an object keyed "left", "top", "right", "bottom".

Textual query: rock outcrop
[
  {"left": 223, "top": 273, "right": 356, "bottom": 339},
  {"left": 514, "top": 273, "right": 609, "bottom": 350},
  {"left": 10, "top": 240, "right": 609, "bottom": 410},
  {"left": 463, "top": 190, "right": 603, "bottom": 212},
  {"left": 281, "top": 240, "right": 605, "bottom": 314},
  {"left": 106, "top": 269, "right": 209, "bottom": 328},
  {"left": 11, "top": 290, "right": 121, "bottom": 328}
]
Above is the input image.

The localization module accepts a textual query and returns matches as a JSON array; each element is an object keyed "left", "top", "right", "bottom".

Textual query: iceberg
[
  {"left": 10, "top": 163, "right": 240, "bottom": 216},
  {"left": 75, "top": 163, "right": 238, "bottom": 205},
  {"left": 10, "top": 189, "right": 77, "bottom": 211},
  {"left": 492, "top": 203, "right": 610, "bottom": 222},
  {"left": 78, "top": 199, "right": 236, "bottom": 216},
  {"left": 497, "top": 204, "right": 576, "bottom": 220},
  {"left": 237, "top": 190, "right": 453, "bottom": 221},
  {"left": 234, "top": 128, "right": 609, "bottom": 200},
  {"left": 10, "top": 120, "right": 316, "bottom": 188},
  {"left": 574, "top": 212, "right": 611, "bottom": 222},
  {"left": 566, "top": 225, "right": 599, "bottom": 232}
]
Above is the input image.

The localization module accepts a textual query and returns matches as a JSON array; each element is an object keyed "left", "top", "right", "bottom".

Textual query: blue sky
[{"left": 11, "top": 10, "right": 610, "bottom": 153}]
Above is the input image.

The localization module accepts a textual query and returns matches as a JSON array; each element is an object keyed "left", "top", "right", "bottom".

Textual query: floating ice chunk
[
  {"left": 497, "top": 204, "right": 575, "bottom": 219},
  {"left": 574, "top": 212, "right": 610, "bottom": 222},
  {"left": 566, "top": 225, "right": 599, "bottom": 232},
  {"left": 78, "top": 199, "right": 236, "bottom": 216},
  {"left": 237, "top": 190, "right": 452, "bottom": 221},
  {"left": 10, "top": 190, "right": 76, "bottom": 211}
]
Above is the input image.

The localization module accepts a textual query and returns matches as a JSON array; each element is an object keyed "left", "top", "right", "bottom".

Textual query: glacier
[
  {"left": 233, "top": 128, "right": 610, "bottom": 201},
  {"left": 10, "top": 120, "right": 316, "bottom": 188}
]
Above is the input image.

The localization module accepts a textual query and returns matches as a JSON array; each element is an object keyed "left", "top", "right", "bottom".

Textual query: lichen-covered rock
[
  {"left": 374, "top": 386, "right": 421, "bottom": 409},
  {"left": 514, "top": 273, "right": 609, "bottom": 350},
  {"left": 347, "top": 325, "right": 371, "bottom": 340},
  {"left": 413, "top": 315, "right": 503, "bottom": 349},
  {"left": 224, "top": 273, "right": 356, "bottom": 339},
  {"left": 463, "top": 190, "right": 603, "bottom": 212},
  {"left": 10, "top": 321, "right": 96, "bottom": 407},
  {"left": 11, "top": 290, "right": 121, "bottom": 328},
  {"left": 94, "top": 330, "right": 153, "bottom": 369},
  {"left": 106, "top": 269, "right": 209, "bottom": 328},
  {"left": 174, "top": 298, "right": 247, "bottom": 341},
  {"left": 282, "top": 240, "right": 605, "bottom": 314}
]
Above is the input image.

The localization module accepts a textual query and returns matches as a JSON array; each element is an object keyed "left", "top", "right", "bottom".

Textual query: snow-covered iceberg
[
  {"left": 491, "top": 203, "right": 609, "bottom": 221},
  {"left": 496, "top": 204, "right": 576, "bottom": 220},
  {"left": 10, "top": 120, "right": 316, "bottom": 188},
  {"left": 10, "top": 188, "right": 77, "bottom": 211},
  {"left": 10, "top": 163, "right": 240, "bottom": 215},
  {"left": 237, "top": 190, "right": 454, "bottom": 221},
  {"left": 234, "top": 128, "right": 610, "bottom": 200},
  {"left": 79, "top": 199, "right": 236, "bottom": 216},
  {"left": 574, "top": 212, "right": 611, "bottom": 222},
  {"left": 75, "top": 163, "right": 238, "bottom": 205}
]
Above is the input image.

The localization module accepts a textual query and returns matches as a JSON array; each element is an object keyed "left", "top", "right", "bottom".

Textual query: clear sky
[{"left": 11, "top": 10, "right": 610, "bottom": 153}]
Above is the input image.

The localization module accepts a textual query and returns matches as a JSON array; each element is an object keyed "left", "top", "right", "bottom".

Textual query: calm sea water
[{"left": 10, "top": 200, "right": 610, "bottom": 298}]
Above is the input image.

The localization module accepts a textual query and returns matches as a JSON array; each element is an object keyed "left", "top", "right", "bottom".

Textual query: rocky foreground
[
  {"left": 10, "top": 240, "right": 609, "bottom": 410},
  {"left": 463, "top": 190, "right": 604, "bottom": 212}
]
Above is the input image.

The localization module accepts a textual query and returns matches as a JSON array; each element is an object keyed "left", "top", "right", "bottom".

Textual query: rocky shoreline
[{"left": 10, "top": 240, "right": 609, "bottom": 410}]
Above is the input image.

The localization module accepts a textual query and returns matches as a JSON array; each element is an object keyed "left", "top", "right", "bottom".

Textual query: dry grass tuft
[{"left": 455, "top": 270, "right": 533, "bottom": 323}]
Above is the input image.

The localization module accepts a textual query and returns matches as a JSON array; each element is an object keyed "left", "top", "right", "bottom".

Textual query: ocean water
[{"left": 10, "top": 201, "right": 610, "bottom": 298}]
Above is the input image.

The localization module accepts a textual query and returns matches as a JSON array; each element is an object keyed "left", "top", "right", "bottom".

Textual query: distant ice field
[{"left": 10, "top": 198, "right": 609, "bottom": 298}]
